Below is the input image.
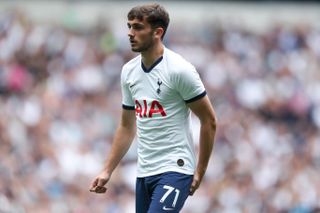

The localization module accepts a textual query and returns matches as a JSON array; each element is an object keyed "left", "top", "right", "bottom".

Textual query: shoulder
[
  {"left": 122, "top": 54, "right": 140, "bottom": 74},
  {"left": 121, "top": 54, "right": 140, "bottom": 82},
  {"left": 164, "top": 48, "right": 197, "bottom": 82},
  {"left": 164, "top": 48, "right": 195, "bottom": 75}
]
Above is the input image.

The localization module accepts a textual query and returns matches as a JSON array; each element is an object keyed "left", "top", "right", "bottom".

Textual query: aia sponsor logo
[{"left": 135, "top": 99, "right": 166, "bottom": 118}]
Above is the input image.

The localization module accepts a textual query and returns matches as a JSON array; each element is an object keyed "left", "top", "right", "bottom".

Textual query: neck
[{"left": 141, "top": 42, "right": 164, "bottom": 69}]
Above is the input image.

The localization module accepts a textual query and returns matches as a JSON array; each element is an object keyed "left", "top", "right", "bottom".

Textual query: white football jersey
[{"left": 121, "top": 47, "right": 206, "bottom": 177}]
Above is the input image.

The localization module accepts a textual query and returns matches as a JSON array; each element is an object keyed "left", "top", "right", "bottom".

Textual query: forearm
[
  {"left": 103, "top": 125, "right": 136, "bottom": 175},
  {"left": 196, "top": 119, "right": 216, "bottom": 177}
]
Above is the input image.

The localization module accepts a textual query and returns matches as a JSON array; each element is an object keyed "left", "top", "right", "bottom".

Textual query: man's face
[{"left": 127, "top": 17, "right": 155, "bottom": 52}]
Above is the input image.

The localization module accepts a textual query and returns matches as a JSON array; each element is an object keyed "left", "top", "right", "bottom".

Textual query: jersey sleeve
[
  {"left": 121, "top": 67, "right": 135, "bottom": 110},
  {"left": 174, "top": 66, "right": 206, "bottom": 103}
]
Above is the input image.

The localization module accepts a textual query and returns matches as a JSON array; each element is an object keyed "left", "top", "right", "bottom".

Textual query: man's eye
[{"left": 132, "top": 25, "right": 144, "bottom": 30}]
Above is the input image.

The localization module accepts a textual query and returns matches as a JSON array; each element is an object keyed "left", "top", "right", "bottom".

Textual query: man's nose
[{"left": 128, "top": 28, "right": 134, "bottom": 37}]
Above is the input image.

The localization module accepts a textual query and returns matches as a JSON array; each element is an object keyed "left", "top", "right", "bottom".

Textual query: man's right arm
[{"left": 90, "top": 108, "right": 136, "bottom": 193}]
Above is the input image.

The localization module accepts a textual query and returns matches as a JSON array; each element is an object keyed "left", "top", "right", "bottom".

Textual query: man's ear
[{"left": 154, "top": 27, "right": 164, "bottom": 39}]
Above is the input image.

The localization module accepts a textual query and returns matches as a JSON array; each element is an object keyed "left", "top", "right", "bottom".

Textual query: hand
[
  {"left": 189, "top": 171, "right": 203, "bottom": 196},
  {"left": 89, "top": 171, "right": 110, "bottom": 194}
]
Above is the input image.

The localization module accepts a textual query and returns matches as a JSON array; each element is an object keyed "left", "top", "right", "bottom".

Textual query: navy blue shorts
[{"left": 136, "top": 172, "right": 193, "bottom": 213}]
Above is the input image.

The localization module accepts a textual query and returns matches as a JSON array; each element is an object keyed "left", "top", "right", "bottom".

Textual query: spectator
[{"left": 0, "top": 6, "right": 320, "bottom": 213}]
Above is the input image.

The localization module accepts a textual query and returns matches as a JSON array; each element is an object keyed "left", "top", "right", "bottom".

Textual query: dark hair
[{"left": 127, "top": 3, "right": 170, "bottom": 39}]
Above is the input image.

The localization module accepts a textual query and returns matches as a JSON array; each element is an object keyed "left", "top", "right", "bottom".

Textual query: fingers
[
  {"left": 90, "top": 178, "right": 98, "bottom": 189},
  {"left": 189, "top": 178, "right": 200, "bottom": 196},
  {"left": 90, "top": 185, "right": 107, "bottom": 193},
  {"left": 89, "top": 177, "right": 108, "bottom": 193},
  {"left": 189, "top": 181, "right": 197, "bottom": 196},
  {"left": 98, "top": 178, "right": 107, "bottom": 187}
]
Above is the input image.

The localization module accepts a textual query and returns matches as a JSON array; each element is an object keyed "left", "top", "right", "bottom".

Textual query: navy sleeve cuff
[
  {"left": 185, "top": 91, "right": 207, "bottom": 103},
  {"left": 122, "top": 104, "right": 135, "bottom": 110}
]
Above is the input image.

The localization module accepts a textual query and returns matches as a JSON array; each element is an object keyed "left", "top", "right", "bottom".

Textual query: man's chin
[{"left": 131, "top": 47, "right": 141, "bottom": 52}]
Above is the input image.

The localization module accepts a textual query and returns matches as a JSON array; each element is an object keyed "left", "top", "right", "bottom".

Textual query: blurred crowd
[{"left": 0, "top": 7, "right": 320, "bottom": 213}]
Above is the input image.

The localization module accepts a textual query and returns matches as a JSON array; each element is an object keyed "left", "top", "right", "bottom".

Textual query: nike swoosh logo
[
  {"left": 163, "top": 206, "right": 175, "bottom": 211},
  {"left": 129, "top": 83, "right": 136, "bottom": 88}
]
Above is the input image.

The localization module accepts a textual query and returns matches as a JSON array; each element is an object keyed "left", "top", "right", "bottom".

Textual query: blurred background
[{"left": 1, "top": 0, "right": 320, "bottom": 212}]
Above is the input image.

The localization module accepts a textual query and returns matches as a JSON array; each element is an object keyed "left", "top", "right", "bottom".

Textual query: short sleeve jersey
[{"left": 121, "top": 47, "right": 206, "bottom": 177}]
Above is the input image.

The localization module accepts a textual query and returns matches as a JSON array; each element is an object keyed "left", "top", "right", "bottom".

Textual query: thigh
[
  {"left": 147, "top": 172, "right": 193, "bottom": 213},
  {"left": 136, "top": 177, "right": 151, "bottom": 213}
]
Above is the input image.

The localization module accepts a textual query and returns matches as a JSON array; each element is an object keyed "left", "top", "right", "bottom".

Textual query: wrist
[
  {"left": 102, "top": 168, "right": 112, "bottom": 177},
  {"left": 196, "top": 166, "right": 206, "bottom": 176}
]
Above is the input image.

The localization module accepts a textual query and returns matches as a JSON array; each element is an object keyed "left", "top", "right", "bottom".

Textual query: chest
[
  {"left": 127, "top": 69, "right": 181, "bottom": 118},
  {"left": 128, "top": 69, "right": 178, "bottom": 102}
]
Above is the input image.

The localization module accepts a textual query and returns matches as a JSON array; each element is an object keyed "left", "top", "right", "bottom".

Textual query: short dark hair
[{"left": 127, "top": 3, "right": 170, "bottom": 39}]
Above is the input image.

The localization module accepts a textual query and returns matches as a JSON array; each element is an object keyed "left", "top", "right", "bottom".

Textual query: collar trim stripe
[{"left": 141, "top": 56, "right": 163, "bottom": 73}]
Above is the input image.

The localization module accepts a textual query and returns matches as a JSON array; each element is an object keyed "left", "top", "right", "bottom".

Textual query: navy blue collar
[{"left": 141, "top": 56, "right": 163, "bottom": 73}]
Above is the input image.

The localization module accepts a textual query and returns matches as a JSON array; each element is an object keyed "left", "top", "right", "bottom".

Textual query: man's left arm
[{"left": 187, "top": 95, "right": 217, "bottom": 195}]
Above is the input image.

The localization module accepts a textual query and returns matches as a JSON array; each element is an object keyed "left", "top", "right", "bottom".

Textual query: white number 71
[{"left": 160, "top": 185, "right": 180, "bottom": 208}]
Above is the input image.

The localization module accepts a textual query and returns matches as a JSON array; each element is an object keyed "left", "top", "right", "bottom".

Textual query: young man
[{"left": 90, "top": 3, "right": 217, "bottom": 213}]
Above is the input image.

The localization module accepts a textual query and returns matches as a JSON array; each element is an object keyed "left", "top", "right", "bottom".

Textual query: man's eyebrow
[{"left": 128, "top": 22, "right": 144, "bottom": 27}]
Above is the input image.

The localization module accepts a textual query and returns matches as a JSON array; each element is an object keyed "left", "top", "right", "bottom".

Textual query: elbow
[
  {"left": 202, "top": 114, "right": 217, "bottom": 131},
  {"left": 209, "top": 116, "right": 217, "bottom": 131}
]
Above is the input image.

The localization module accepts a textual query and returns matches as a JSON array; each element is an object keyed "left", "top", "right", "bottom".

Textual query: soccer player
[{"left": 90, "top": 3, "right": 217, "bottom": 213}]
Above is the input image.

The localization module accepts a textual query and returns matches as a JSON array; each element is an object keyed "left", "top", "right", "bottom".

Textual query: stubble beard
[
  {"left": 131, "top": 31, "right": 155, "bottom": 53},
  {"left": 131, "top": 40, "right": 154, "bottom": 52}
]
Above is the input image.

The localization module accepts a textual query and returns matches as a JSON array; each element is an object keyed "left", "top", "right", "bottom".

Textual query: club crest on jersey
[
  {"left": 157, "top": 78, "right": 162, "bottom": 94},
  {"left": 135, "top": 99, "right": 167, "bottom": 118}
]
